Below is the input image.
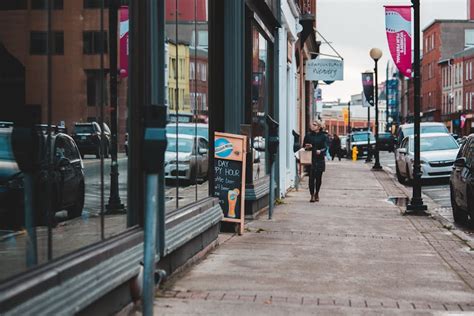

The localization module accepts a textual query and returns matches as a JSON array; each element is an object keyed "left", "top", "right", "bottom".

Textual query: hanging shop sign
[
  {"left": 119, "top": 6, "right": 129, "bottom": 78},
  {"left": 385, "top": 6, "right": 412, "bottom": 78},
  {"left": 214, "top": 132, "right": 247, "bottom": 235},
  {"left": 305, "top": 59, "right": 344, "bottom": 81}
]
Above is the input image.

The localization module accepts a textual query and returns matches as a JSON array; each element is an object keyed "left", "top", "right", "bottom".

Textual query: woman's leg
[
  {"left": 315, "top": 171, "right": 323, "bottom": 195},
  {"left": 309, "top": 168, "right": 316, "bottom": 197}
]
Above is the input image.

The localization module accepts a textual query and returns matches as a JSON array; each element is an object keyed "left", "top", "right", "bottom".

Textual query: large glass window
[
  {"left": 165, "top": 0, "right": 209, "bottom": 213},
  {"left": 251, "top": 26, "right": 269, "bottom": 181},
  {"left": 0, "top": 0, "right": 130, "bottom": 282}
]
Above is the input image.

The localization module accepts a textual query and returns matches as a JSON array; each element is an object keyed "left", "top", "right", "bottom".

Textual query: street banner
[
  {"left": 119, "top": 6, "right": 129, "bottom": 78},
  {"left": 305, "top": 58, "right": 344, "bottom": 81},
  {"left": 385, "top": 6, "right": 412, "bottom": 78},
  {"left": 362, "top": 72, "right": 374, "bottom": 106},
  {"left": 214, "top": 132, "right": 247, "bottom": 235}
]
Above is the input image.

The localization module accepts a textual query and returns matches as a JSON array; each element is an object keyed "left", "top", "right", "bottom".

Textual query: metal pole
[
  {"left": 106, "top": 0, "right": 125, "bottom": 213},
  {"left": 407, "top": 0, "right": 427, "bottom": 213},
  {"left": 269, "top": 161, "right": 275, "bottom": 219},
  {"left": 24, "top": 173, "right": 37, "bottom": 267},
  {"left": 373, "top": 59, "right": 382, "bottom": 170},
  {"left": 143, "top": 174, "right": 158, "bottom": 316},
  {"left": 386, "top": 62, "right": 390, "bottom": 132},
  {"left": 365, "top": 104, "right": 372, "bottom": 162}
]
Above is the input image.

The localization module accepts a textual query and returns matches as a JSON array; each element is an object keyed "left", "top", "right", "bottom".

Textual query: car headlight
[{"left": 410, "top": 158, "right": 426, "bottom": 164}]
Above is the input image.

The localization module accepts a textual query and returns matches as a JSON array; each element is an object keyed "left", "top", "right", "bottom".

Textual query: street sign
[
  {"left": 214, "top": 132, "right": 247, "bottom": 235},
  {"left": 305, "top": 59, "right": 344, "bottom": 81}
]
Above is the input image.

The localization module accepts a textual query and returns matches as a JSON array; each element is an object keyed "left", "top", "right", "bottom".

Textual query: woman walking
[
  {"left": 330, "top": 134, "right": 342, "bottom": 161},
  {"left": 303, "top": 120, "right": 328, "bottom": 203}
]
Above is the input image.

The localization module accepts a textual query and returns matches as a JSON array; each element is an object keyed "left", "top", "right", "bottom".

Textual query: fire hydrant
[{"left": 352, "top": 146, "right": 358, "bottom": 161}]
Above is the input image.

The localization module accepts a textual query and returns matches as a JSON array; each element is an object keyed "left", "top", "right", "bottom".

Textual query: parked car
[
  {"left": 0, "top": 126, "right": 85, "bottom": 228},
  {"left": 395, "top": 122, "right": 449, "bottom": 148},
  {"left": 164, "top": 134, "right": 209, "bottom": 183},
  {"left": 377, "top": 132, "right": 396, "bottom": 152},
  {"left": 395, "top": 133, "right": 459, "bottom": 184},
  {"left": 450, "top": 134, "right": 474, "bottom": 224},
  {"left": 346, "top": 131, "right": 376, "bottom": 158},
  {"left": 166, "top": 123, "right": 208, "bottom": 139},
  {"left": 72, "top": 122, "right": 110, "bottom": 158}
]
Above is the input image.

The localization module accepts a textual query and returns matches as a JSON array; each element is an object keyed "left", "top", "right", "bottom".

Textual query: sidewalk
[{"left": 154, "top": 160, "right": 474, "bottom": 315}]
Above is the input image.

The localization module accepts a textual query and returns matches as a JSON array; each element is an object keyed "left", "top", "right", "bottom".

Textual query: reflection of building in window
[
  {"left": 168, "top": 41, "right": 191, "bottom": 113},
  {"left": 86, "top": 70, "right": 109, "bottom": 107},
  {"left": 32, "top": 0, "right": 63, "bottom": 10},
  {"left": 83, "top": 31, "right": 108, "bottom": 54},
  {"left": 0, "top": 0, "right": 26, "bottom": 10},
  {"left": 30, "top": 31, "right": 64, "bottom": 55}
]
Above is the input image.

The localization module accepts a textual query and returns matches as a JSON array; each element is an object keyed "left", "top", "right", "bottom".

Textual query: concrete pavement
[{"left": 152, "top": 159, "right": 474, "bottom": 315}]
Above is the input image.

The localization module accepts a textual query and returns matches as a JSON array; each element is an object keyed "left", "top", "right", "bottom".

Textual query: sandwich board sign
[{"left": 214, "top": 132, "right": 247, "bottom": 235}]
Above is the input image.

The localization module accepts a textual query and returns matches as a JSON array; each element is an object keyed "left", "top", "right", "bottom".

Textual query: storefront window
[
  {"left": 164, "top": 0, "right": 209, "bottom": 213},
  {"left": 0, "top": 0, "right": 130, "bottom": 282},
  {"left": 251, "top": 26, "right": 269, "bottom": 180}
]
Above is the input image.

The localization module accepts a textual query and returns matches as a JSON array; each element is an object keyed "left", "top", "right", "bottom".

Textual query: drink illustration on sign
[{"left": 227, "top": 189, "right": 240, "bottom": 218}]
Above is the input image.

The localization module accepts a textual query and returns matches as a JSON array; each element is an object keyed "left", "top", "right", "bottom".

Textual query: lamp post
[
  {"left": 370, "top": 48, "right": 383, "bottom": 170},
  {"left": 106, "top": 0, "right": 125, "bottom": 213},
  {"left": 406, "top": 0, "right": 427, "bottom": 213}
]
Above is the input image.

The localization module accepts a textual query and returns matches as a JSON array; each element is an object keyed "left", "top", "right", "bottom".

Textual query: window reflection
[
  {"left": 0, "top": 0, "right": 129, "bottom": 282},
  {"left": 165, "top": 0, "right": 209, "bottom": 212},
  {"left": 252, "top": 27, "right": 269, "bottom": 180}
]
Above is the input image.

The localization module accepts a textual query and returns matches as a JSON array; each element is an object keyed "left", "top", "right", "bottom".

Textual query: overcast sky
[{"left": 316, "top": 0, "right": 468, "bottom": 102}]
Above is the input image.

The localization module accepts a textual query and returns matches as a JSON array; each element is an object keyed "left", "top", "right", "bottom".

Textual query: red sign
[
  {"left": 385, "top": 6, "right": 412, "bottom": 78},
  {"left": 119, "top": 6, "right": 129, "bottom": 78}
]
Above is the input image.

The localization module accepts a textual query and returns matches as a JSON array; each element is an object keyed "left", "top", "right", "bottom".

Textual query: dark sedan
[
  {"left": 0, "top": 127, "right": 85, "bottom": 229},
  {"left": 377, "top": 132, "right": 395, "bottom": 152},
  {"left": 450, "top": 134, "right": 474, "bottom": 224}
]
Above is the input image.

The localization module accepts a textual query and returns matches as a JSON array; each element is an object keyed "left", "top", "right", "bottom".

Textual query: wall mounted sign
[
  {"left": 305, "top": 59, "right": 344, "bottom": 81},
  {"left": 214, "top": 132, "right": 247, "bottom": 235}
]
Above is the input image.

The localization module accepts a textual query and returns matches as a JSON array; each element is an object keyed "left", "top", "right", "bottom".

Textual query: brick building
[
  {"left": 0, "top": 1, "right": 128, "bottom": 146},
  {"left": 421, "top": 20, "right": 474, "bottom": 122}
]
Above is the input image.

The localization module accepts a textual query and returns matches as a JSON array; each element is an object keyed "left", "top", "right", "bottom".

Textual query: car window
[
  {"left": 199, "top": 138, "right": 208, "bottom": 150},
  {"left": 166, "top": 138, "right": 193, "bottom": 153},
  {"left": 65, "top": 137, "right": 80, "bottom": 160},
  {"left": 0, "top": 131, "right": 14, "bottom": 161},
  {"left": 409, "top": 136, "right": 459, "bottom": 152},
  {"left": 403, "top": 125, "right": 448, "bottom": 136},
  {"left": 466, "top": 139, "right": 474, "bottom": 166},
  {"left": 75, "top": 125, "right": 95, "bottom": 134}
]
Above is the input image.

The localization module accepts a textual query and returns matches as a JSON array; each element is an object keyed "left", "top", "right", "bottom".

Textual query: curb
[{"left": 377, "top": 167, "right": 474, "bottom": 250}]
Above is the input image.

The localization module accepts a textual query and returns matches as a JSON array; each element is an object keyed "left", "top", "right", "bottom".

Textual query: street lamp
[
  {"left": 406, "top": 0, "right": 428, "bottom": 214},
  {"left": 106, "top": 0, "right": 125, "bottom": 213},
  {"left": 370, "top": 48, "right": 383, "bottom": 170}
]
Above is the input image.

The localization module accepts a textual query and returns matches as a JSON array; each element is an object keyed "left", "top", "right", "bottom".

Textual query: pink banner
[
  {"left": 385, "top": 6, "right": 412, "bottom": 78},
  {"left": 119, "top": 6, "right": 129, "bottom": 78}
]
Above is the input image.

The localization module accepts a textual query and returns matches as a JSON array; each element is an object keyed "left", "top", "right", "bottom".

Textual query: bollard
[{"left": 352, "top": 146, "right": 358, "bottom": 161}]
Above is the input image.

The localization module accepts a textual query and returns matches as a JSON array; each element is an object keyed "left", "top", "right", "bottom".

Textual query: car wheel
[
  {"left": 68, "top": 182, "right": 85, "bottom": 219},
  {"left": 451, "top": 185, "right": 468, "bottom": 224},
  {"left": 396, "top": 163, "right": 405, "bottom": 184}
]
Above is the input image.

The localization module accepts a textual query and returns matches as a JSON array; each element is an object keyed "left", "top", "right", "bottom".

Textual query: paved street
[{"left": 152, "top": 159, "right": 474, "bottom": 315}]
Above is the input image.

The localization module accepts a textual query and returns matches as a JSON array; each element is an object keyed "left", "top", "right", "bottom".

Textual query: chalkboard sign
[
  {"left": 213, "top": 132, "right": 247, "bottom": 234},
  {"left": 214, "top": 159, "right": 243, "bottom": 219}
]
